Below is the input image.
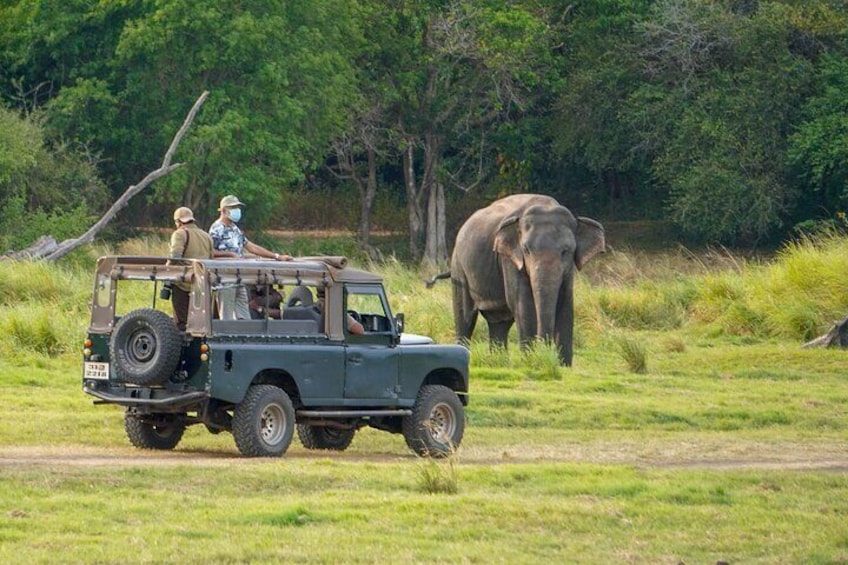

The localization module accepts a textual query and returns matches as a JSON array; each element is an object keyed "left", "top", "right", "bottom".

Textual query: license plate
[{"left": 84, "top": 362, "right": 110, "bottom": 380}]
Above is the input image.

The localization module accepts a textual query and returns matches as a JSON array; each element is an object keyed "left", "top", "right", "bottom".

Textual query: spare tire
[{"left": 110, "top": 308, "right": 182, "bottom": 386}]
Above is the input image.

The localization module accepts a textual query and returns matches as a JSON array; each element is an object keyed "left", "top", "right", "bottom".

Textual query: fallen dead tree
[
  {"left": 802, "top": 316, "right": 848, "bottom": 349},
  {"left": 2, "top": 91, "right": 209, "bottom": 262}
]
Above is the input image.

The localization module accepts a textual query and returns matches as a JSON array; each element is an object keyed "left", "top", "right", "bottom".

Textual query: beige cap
[
  {"left": 218, "top": 194, "right": 245, "bottom": 210},
  {"left": 173, "top": 206, "right": 195, "bottom": 223}
]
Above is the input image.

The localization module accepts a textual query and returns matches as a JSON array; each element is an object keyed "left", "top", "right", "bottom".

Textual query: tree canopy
[{"left": 2, "top": 0, "right": 848, "bottom": 256}]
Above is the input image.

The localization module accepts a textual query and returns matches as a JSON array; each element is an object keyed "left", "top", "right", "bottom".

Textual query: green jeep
[{"left": 82, "top": 255, "right": 469, "bottom": 457}]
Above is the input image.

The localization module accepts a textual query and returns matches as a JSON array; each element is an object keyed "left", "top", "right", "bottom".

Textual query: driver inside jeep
[{"left": 315, "top": 287, "right": 365, "bottom": 335}]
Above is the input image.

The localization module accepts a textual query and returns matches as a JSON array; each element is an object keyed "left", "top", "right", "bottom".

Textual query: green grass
[
  {"left": 2, "top": 458, "right": 847, "bottom": 563},
  {"left": 2, "top": 234, "right": 848, "bottom": 562}
]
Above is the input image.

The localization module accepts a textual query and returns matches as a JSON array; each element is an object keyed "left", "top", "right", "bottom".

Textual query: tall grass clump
[
  {"left": 612, "top": 333, "right": 648, "bottom": 374},
  {"left": 0, "top": 260, "right": 92, "bottom": 359},
  {"left": 520, "top": 340, "right": 563, "bottom": 381},
  {"left": 115, "top": 235, "right": 169, "bottom": 257},
  {"left": 594, "top": 282, "right": 690, "bottom": 331},
  {"left": 0, "top": 303, "right": 83, "bottom": 357},
  {"left": 469, "top": 340, "right": 509, "bottom": 369},
  {"left": 743, "top": 234, "right": 848, "bottom": 339},
  {"left": 688, "top": 272, "right": 766, "bottom": 337},
  {"left": 682, "top": 234, "right": 848, "bottom": 339},
  {"left": 0, "top": 260, "right": 71, "bottom": 304},
  {"left": 417, "top": 450, "right": 460, "bottom": 494}
]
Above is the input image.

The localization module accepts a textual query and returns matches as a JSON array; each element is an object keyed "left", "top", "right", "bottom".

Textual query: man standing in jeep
[
  {"left": 168, "top": 206, "right": 213, "bottom": 330},
  {"left": 209, "top": 194, "right": 292, "bottom": 319}
]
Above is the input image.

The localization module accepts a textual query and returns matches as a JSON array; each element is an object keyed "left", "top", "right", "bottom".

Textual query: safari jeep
[{"left": 82, "top": 255, "right": 469, "bottom": 457}]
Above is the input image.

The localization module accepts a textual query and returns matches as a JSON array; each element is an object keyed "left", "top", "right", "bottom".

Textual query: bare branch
[{"left": 3, "top": 91, "right": 209, "bottom": 262}]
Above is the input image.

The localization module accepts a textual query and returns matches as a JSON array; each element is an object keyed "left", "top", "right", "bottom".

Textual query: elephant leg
[
  {"left": 511, "top": 277, "right": 535, "bottom": 350},
  {"left": 452, "top": 276, "right": 477, "bottom": 345},
  {"left": 486, "top": 318, "right": 513, "bottom": 350},
  {"left": 554, "top": 274, "right": 575, "bottom": 366}
]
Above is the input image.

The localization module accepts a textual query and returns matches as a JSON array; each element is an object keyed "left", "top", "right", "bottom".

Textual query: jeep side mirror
[{"left": 395, "top": 313, "right": 404, "bottom": 334}]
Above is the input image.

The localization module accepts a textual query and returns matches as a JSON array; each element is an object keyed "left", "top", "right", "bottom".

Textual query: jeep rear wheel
[
  {"left": 232, "top": 385, "right": 295, "bottom": 457},
  {"left": 297, "top": 424, "right": 355, "bottom": 451},
  {"left": 124, "top": 412, "right": 185, "bottom": 450},
  {"left": 110, "top": 308, "right": 182, "bottom": 386},
  {"left": 402, "top": 385, "right": 465, "bottom": 457}
]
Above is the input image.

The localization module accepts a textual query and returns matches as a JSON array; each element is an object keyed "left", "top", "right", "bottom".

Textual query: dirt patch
[{"left": 2, "top": 444, "right": 846, "bottom": 471}]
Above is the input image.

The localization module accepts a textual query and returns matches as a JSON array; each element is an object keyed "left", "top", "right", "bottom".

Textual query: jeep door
[{"left": 343, "top": 284, "right": 399, "bottom": 402}]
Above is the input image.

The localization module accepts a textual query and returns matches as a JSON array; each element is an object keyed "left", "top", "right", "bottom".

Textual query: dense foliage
[{"left": 1, "top": 0, "right": 847, "bottom": 253}]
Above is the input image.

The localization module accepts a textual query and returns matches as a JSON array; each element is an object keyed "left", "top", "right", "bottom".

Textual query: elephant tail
[{"left": 424, "top": 271, "right": 451, "bottom": 289}]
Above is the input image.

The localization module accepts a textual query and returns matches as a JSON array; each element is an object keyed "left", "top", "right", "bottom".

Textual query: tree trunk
[
  {"left": 357, "top": 146, "right": 378, "bottom": 245},
  {"left": 404, "top": 141, "right": 424, "bottom": 262},
  {"left": 802, "top": 316, "right": 848, "bottom": 349},
  {"left": 423, "top": 181, "right": 447, "bottom": 266}
]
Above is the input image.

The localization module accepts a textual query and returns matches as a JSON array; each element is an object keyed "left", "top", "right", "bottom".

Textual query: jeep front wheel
[
  {"left": 297, "top": 424, "right": 355, "bottom": 451},
  {"left": 402, "top": 385, "right": 465, "bottom": 457},
  {"left": 110, "top": 308, "right": 182, "bottom": 386},
  {"left": 232, "top": 385, "right": 295, "bottom": 457},
  {"left": 124, "top": 412, "right": 185, "bottom": 450}
]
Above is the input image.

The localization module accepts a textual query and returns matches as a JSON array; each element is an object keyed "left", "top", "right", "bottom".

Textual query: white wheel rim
[
  {"left": 428, "top": 402, "right": 456, "bottom": 443},
  {"left": 260, "top": 403, "right": 286, "bottom": 445}
]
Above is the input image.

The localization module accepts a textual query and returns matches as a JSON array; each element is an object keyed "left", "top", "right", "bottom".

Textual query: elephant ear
[
  {"left": 493, "top": 215, "right": 524, "bottom": 271},
  {"left": 574, "top": 217, "right": 606, "bottom": 270}
]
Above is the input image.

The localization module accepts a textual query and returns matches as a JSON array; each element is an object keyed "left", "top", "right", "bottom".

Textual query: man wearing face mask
[{"left": 209, "top": 194, "right": 293, "bottom": 320}]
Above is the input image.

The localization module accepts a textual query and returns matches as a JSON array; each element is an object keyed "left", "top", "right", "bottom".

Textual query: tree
[
  {"left": 0, "top": 105, "right": 107, "bottom": 252},
  {"left": 549, "top": 0, "right": 655, "bottom": 216},
  {"left": 788, "top": 53, "right": 848, "bottom": 222},
  {"left": 2, "top": 0, "right": 362, "bottom": 227},
  {"left": 348, "top": 0, "right": 554, "bottom": 264}
]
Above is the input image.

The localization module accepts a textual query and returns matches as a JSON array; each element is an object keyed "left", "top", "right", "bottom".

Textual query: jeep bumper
[{"left": 83, "top": 384, "right": 208, "bottom": 407}]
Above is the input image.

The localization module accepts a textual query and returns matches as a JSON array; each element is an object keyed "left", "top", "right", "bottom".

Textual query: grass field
[{"left": 1, "top": 235, "right": 847, "bottom": 563}]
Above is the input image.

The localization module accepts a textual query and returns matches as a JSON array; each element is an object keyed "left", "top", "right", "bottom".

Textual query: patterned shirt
[{"left": 209, "top": 219, "right": 249, "bottom": 257}]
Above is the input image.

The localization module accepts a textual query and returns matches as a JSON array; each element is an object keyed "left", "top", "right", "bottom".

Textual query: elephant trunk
[{"left": 528, "top": 262, "right": 563, "bottom": 343}]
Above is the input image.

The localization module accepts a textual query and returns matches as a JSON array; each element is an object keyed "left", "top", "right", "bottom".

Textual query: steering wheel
[{"left": 347, "top": 310, "right": 361, "bottom": 323}]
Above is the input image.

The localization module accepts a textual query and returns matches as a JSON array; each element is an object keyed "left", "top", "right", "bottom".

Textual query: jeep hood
[{"left": 399, "top": 333, "right": 435, "bottom": 345}]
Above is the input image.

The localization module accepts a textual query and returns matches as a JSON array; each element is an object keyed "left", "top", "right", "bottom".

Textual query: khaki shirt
[{"left": 169, "top": 223, "right": 214, "bottom": 291}]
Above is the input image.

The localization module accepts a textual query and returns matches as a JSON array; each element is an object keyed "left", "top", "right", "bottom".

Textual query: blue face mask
[{"left": 228, "top": 208, "right": 242, "bottom": 223}]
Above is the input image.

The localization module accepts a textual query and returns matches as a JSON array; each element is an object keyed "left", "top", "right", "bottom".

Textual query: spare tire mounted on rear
[{"left": 110, "top": 308, "right": 182, "bottom": 386}]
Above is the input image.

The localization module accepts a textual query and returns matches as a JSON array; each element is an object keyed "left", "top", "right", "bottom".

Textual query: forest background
[{"left": 2, "top": 0, "right": 848, "bottom": 263}]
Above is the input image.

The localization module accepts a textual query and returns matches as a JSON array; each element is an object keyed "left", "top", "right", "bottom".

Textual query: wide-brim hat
[
  {"left": 219, "top": 194, "right": 245, "bottom": 210},
  {"left": 173, "top": 206, "right": 195, "bottom": 223}
]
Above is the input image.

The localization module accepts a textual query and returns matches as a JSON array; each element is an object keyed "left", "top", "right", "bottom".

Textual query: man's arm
[
  {"left": 347, "top": 314, "right": 365, "bottom": 335},
  {"left": 244, "top": 240, "right": 292, "bottom": 261}
]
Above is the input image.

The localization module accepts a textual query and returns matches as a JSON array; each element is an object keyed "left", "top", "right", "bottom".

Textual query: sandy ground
[{"left": 2, "top": 443, "right": 846, "bottom": 471}]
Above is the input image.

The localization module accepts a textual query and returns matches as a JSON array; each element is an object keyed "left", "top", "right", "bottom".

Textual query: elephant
[{"left": 428, "top": 194, "right": 605, "bottom": 366}]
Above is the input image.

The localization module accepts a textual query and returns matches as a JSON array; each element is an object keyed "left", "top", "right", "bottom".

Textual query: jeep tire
[
  {"left": 402, "top": 384, "right": 465, "bottom": 457},
  {"left": 124, "top": 411, "right": 185, "bottom": 450},
  {"left": 232, "top": 385, "right": 295, "bottom": 457},
  {"left": 297, "top": 424, "right": 356, "bottom": 451},
  {"left": 110, "top": 308, "right": 182, "bottom": 386}
]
